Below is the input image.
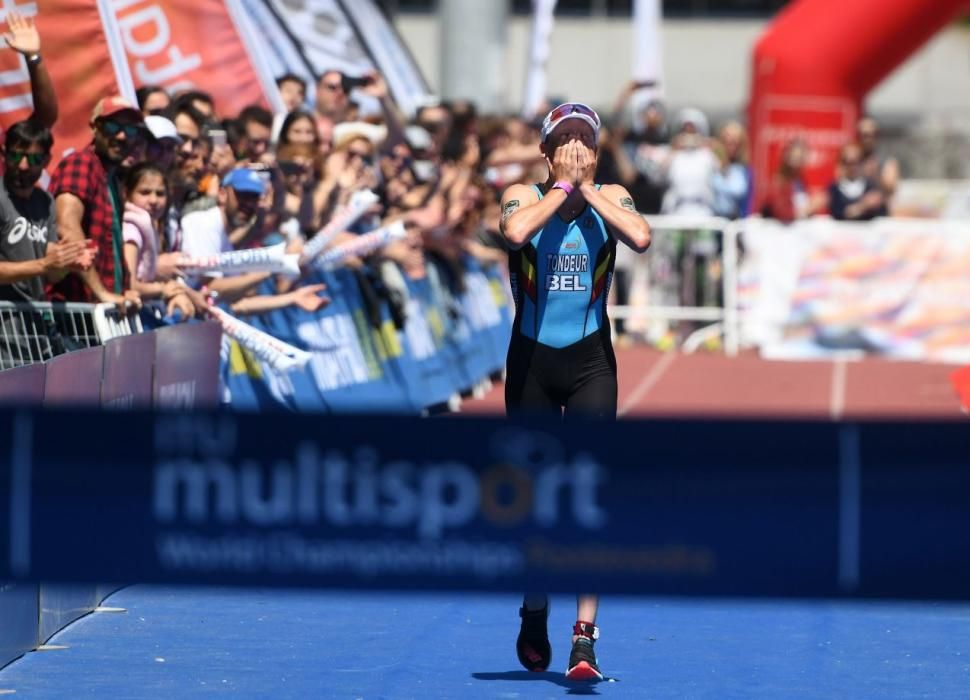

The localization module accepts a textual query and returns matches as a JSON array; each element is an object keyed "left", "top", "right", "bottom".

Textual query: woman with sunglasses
[{"left": 499, "top": 102, "right": 651, "bottom": 682}]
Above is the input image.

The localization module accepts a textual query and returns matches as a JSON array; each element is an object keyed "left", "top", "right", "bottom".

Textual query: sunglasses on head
[
  {"left": 5, "top": 150, "right": 48, "bottom": 167},
  {"left": 547, "top": 102, "right": 601, "bottom": 128},
  {"left": 101, "top": 121, "right": 143, "bottom": 139}
]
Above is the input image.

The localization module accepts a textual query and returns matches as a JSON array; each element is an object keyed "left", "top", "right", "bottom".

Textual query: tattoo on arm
[
  {"left": 619, "top": 196, "right": 636, "bottom": 213},
  {"left": 501, "top": 199, "right": 520, "bottom": 224}
]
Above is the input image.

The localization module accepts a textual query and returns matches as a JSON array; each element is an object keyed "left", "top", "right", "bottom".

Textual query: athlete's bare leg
[{"left": 574, "top": 594, "right": 598, "bottom": 641}]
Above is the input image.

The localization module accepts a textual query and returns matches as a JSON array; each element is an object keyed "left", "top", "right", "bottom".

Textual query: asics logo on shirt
[{"left": 7, "top": 217, "right": 48, "bottom": 245}]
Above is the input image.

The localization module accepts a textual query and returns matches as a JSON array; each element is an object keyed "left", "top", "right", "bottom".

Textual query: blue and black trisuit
[{"left": 505, "top": 184, "right": 617, "bottom": 419}]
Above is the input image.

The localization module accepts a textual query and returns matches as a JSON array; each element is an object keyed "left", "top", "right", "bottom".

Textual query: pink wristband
[{"left": 551, "top": 180, "right": 574, "bottom": 196}]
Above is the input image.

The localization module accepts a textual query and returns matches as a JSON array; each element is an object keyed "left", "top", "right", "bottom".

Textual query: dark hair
[
  {"left": 124, "top": 162, "right": 169, "bottom": 199},
  {"left": 4, "top": 119, "right": 53, "bottom": 153},
  {"left": 164, "top": 103, "right": 206, "bottom": 132},
  {"left": 237, "top": 105, "right": 273, "bottom": 130},
  {"left": 173, "top": 90, "right": 215, "bottom": 113},
  {"left": 278, "top": 110, "right": 320, "bottom": 147},
  {"left": 276, "top": 72, "right": 307, "bottom": 92},
  {"left": 221, "top": 117, "right": 245, "bottom": 153},
  {"left": 316, "top": 69, "right": 343, "bottom": 85},
  {"left": 135, "top": 85, "right": 168, "bottom": 111}
]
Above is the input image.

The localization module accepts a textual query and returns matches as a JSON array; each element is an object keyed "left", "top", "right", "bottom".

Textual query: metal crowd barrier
[
  {"left": 610, "top": 214, "right": 742, "bottom": 356},
  {"left": 0, "top": 302, "right": 144, "bottom": 371}
]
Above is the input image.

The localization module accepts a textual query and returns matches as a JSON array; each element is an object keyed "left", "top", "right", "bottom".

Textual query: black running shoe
[
  {"left": 565, "top": 638, "right": 603, "bottom": 681},
  {"left": 516, "top": 604, "right": 551, "bottom": 672}
]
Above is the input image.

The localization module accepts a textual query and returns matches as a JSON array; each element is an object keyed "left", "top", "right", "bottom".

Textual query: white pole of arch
[{"left": 521, "top": 0, "right": 558, "bottom": 120}]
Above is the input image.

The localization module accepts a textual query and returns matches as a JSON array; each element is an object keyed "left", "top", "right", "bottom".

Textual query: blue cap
[{"left": 222, "top": 168, "right": 265, "bottom": 195}]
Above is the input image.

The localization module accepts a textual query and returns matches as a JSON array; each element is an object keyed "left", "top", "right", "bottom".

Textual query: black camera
[{"left": 341, "top": 74, "right": 374, "bottom": 93}]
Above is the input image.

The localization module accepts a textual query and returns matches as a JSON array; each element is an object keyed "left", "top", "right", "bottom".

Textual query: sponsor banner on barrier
[
  {"left": 101, "top": 333, "right": 156, "bottom": 410},
  {"left": 43, "top": 346, "right": 104, "bottom": 406},
  {"left": 153, "top": 321, "right": 222, "bottom": 409},
  {"left": 3, "top": 410, "right": 970, "bottom": 599},
  {"left": 0, "top": 363, "right": 46, "bottom": 405},
  {"left": 739, "top": 218, "right": 970, "bottom": 364},
  {"left": 212, "top": 255, "right": 513, "bottom": 413}
]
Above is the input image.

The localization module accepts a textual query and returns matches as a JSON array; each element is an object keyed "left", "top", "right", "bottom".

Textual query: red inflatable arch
[{"left": 748, "top": 0, "right": 970, "bottom": 209}]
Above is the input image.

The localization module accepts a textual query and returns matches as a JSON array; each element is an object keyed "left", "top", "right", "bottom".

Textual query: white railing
[
  {"left": 613, "top": 215, "right": 970, "bottom": 364},
  {"left": 0, "top": 301, "right": 144, "bottom": 371},
  {"left": 610, "top": 214, "right": 742, "bottom": 356}
]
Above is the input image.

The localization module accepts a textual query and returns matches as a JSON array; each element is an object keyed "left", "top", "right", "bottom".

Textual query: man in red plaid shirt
[{"left": 47, "top": 96, "right": 145, "bottom": 305}]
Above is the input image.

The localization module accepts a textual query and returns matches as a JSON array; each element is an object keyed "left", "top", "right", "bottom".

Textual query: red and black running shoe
[
  {"left": 565, "top": 638, "right": 603, "bottom": 681},
  {"left": 565, "top": 622, "right": 603, "bottom": 681},
  {"left": 516, "top": 604, "right": 551, "bottom": 672}
]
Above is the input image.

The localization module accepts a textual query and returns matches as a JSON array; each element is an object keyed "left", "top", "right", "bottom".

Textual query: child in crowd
[{"left": 122, "top": 163, "right": 196, "bottom": 318}]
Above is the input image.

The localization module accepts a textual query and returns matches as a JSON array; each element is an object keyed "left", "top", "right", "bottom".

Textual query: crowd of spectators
[
  {"left": 0, "top": 14, "right": 511, "bottom": 331},
  {"left": 0, "top": 14, "right": 903, "bottom": 345}
]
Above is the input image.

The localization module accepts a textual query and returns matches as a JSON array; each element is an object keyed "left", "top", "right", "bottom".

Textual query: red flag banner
[
  {"left": 112, "top": 0, "right": 282, "bottom": 116},
  {"left": 0, "top": 0, "right": 133, "bottom": 167}
]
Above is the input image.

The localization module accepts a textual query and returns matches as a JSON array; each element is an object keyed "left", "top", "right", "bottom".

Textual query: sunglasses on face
[
  {"left": 278, "top": 160, "right": 310, "bottom": 177},
  {"left": 101, "top": 121, "right": 143, "bottom": 139},
  {"left": 547, "top": 102, "right": 601, "bottom": 128},
  {"left": 323, "top": 82, "right": 344, "bottom": 92},
  {"left": 5, "top": 150, "right": 48, "bottom": 167}
]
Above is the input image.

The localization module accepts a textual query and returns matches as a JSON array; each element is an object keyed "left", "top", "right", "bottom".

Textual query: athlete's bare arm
[
  {"left": 579, "top": 182, "right": 651, "bottom": 253},
  {"left": 499, "top": 184, "right": 545, "bottom": 250}
]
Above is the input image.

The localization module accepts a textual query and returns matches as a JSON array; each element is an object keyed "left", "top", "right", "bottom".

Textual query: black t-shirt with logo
[{"left": 0, "top": 178, "right": 58, "bottom": 302}]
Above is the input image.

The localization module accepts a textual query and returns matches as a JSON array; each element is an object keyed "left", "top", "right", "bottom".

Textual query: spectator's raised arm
[
  {"left": 3, "top": 12, "right": 56, "bottom": 128},
  {"left": 358, "top": 71, "right": 407, "bottom": 151}
]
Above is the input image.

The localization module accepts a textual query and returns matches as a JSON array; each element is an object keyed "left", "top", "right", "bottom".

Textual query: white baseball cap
[
  {"left": 144, "top": 115, "right": 182, "bottom": 144},
  {"left": 540, "top": 102, "right": 601, "bottom": 144}
]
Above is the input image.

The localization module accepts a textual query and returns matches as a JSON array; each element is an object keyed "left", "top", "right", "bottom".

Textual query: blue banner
[
  {"left": 459, "top": 257, "right": 512, "bottom": 377},
  {"left": 1, "top": 409, "right": 969, "bottom": 599},
  {"left": 0, "top": 583, "right": 37, "bottom": 669},
  {"left": 217, "top": 257, "right": 515, "bottom": 413},
  {"left": 396, "top": 276, "right": 459, "bottom": 410}
]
